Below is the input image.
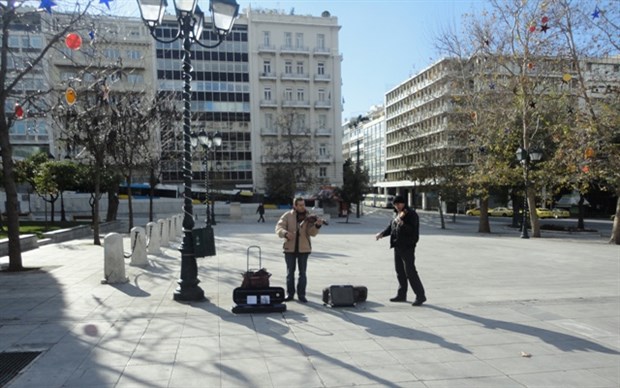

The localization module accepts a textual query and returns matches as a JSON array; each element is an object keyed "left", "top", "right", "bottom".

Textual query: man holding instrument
[{"left": 276, "top": 197, "right": 324, "bottom": 303}]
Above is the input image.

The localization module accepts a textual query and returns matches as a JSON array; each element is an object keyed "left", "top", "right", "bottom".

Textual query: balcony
[
  {"left": 313, "top": 47, "right": 331, "bottom": 56},
  {"left": 282, "top": 100, "right": 311, "bottom": 109},
  {"left": 259, "top": 99, "right": 278, "bottom": 108},
  {"left": 314, "top": 100, "right": 331, "bottom": 109},
  {"left": 315, "top": 128, "right": 332, "bottom": 136},
  {"left": 259, "top": 71, "right": 277, "bottom": 80},
  {"left": 280, "top": 45, "right": 309, "bottom": 55},
  {"left": 258, "top": 44, "right": 277, "bottom": 53},
  {"left": 314, "top": 74, "right": 331, "bottom": 82},
  {"left": 281, "top": 72, "right": 310, "bottom": 82},
  {"left": 260, "top": 127, "right": 277, "bottom": 136}
]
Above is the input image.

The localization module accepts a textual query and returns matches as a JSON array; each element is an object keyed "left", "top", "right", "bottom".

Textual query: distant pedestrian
[
  {"left": 256, "top": 203, "right": 265, "bottom": 223},
  {"left": 275, "top": 197, "right": 323, "bottom": 303},
  {"left": 375, "top": 195, "right": 426, "bottom": 306}
]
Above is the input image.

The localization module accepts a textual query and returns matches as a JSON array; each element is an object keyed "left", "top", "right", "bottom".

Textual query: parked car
[
  {"left": 489, "top": 207, "right": 514, "bottom": 217},
  {"left": 535, "top": 208, "right": 554, "bottom": 218},
  {"left": 466, "top": 207, "right": 481, "bottom": 216},
  {"left": 551, "top": 208, "right": 570, "bottom": 219}
]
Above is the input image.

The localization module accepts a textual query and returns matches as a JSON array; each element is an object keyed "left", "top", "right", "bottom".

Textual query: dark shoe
[
  {"left": 284, "top": 295, "right": 294, "bottom": 302},
  {"left": 412, "top": 297, "right": 427, "bottom": 306},
  {"left": 298, "top": 296, "right": 308, "bottom": 303},
  {"left": 390, "top": 296, "right": 406, "bottom": 302}
]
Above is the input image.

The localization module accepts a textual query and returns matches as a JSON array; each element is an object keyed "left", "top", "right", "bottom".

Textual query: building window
[
  {"left": 297, "top": 88, "right": 305, "bottom": 101},
  {"left": 317, "top": 33, "right": 325, "bottom": 49},
  {"left": 285, "top": 60, "right": 292, "bottom": 74},
  {"left": 284, "top": 88, "right": 293, "bottom": 101},
  {"left": 319, "top": 167, "right": 327, "bottom": 177},
  {"left": 265, "top": 113, "right": 273, "bottom": 129},
  {"left": 295, "top": 32, "right": 304, "bottom": 48},
  {"left": 296, "top": 61, "right": 304, "bottom": 74},
  {"left": 264, "top": 87, "right": 272, "bottom": 100},
  {"left": 317, "top": 62, "right": 325, "bottom": 75},
  {"left": 318, "top": 114, "right": 327, "bottom": 129},
  {"left": 318, "top": 89, "right": 326, "bottom": 101},
  {"left": 296, "top": 114, "right": 306, "bottom": 130},
  {"left": 263, "top": 60, "right": 271, "bottom": 74},
  {"left": 284, "top": 32, "right": 292, "bottom": 47},
  {"left": 263, "top": 31, "right": 270, "bottom": 46},
  {"left": 319, "top": 144, "right": 327, "bottom": 156}
]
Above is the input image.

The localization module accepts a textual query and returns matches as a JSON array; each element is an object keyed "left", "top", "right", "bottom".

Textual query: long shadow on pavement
[{"left": 427, "top": 305, "right": 619, "bottom": 354}]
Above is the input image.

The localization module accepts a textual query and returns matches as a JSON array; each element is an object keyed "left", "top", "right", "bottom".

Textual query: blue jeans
[{"left": 285, "top": 253, "right": 309, "bottom": 297}]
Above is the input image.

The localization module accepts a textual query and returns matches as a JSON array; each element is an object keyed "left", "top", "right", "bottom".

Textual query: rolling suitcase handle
[{"left": 246, "top": 245, "right": 261, "bottom": 272}]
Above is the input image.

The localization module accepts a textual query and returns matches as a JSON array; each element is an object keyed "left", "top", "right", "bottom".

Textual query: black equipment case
[
  {"left": 322, "top": 285, "right": 367, "bottom": 307},
  {"left": 232, "top": 246, "right": 286, "bottom": 314}
]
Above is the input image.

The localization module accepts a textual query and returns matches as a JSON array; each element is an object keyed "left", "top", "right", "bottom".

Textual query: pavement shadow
[
  {"left": 428, "top": 305, "right": 620, "bottom": 354},
  {"left": 304, "top": 301, "right": 471, "bottom": 355},
  {"left": 190, "top": 302, "right": 407, "bottom": 387}
]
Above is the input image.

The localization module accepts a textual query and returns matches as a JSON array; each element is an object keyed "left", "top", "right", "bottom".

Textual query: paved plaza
[{"left": 1, "top": 209, "right": 619, "bottom": 387}]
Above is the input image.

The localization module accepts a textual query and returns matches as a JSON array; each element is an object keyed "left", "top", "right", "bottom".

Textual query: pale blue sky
[{"left": 115, "top": 0, "right": 485, "bottom": 120}]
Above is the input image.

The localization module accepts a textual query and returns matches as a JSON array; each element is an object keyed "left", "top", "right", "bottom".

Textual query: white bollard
[
  {"left": 158, "top": 219, "right": 169, "bottom": 247},
  {"left": 130, "top": 227, "right": 148, "bottom": 267},
  {"left": 167, "top": 218, "right": 175, "bottom": 245},
  {"left": 146, "top": 221, "right": 161, "bottom": 254},
  {"left": 176, "top": 214, "right": 183, "bottom": 236},
  {"left": 102, "top": 233, "right": 128, "bottom": 284}
]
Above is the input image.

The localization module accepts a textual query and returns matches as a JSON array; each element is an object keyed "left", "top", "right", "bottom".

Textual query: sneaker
[
  {"left": 412, "top": 297, "right": 427, "bottom": 306},
  {"left": 298, "top": 296, "right": 308, "bottom": 303},
  {"left": 390, "top": 296, "right": 406, "bottom": 302},
  {"left": 284, "top": 295, "right": 294, "bottom": 302}
]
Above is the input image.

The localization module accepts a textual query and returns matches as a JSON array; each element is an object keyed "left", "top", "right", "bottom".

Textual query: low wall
[{"left": 0, "top": 234, "right": 38, "bottom": 258}]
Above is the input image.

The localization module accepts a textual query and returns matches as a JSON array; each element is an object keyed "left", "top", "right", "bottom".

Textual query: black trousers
[{"left": 393, "top": 246, "right": 425, "bottom": 299}]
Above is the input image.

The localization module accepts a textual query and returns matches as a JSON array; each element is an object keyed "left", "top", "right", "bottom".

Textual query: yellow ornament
[
  {"left": 562, "top": 73, "right": 572, "bottom": 83},
  {"left": 65, "top": 87, "right": 77, "bottom": 105}
]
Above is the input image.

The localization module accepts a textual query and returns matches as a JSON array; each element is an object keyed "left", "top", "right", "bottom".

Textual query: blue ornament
[
  {"left": 39, "top": 0, "right": 56, "bottom": 13},
  {"left": 592, "top": 6, "right": 600, "bottom": 19},
  {"left": 100, "top": 0, "right": 113, "bottom": 9},
  {"left": 89, "top": 30, "right": 96, "bottom": 41}
]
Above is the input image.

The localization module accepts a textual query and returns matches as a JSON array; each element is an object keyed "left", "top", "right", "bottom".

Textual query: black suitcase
[
  {"left": 322, "top": 285, "right": 355, "bottom": 307},
  {"left": 322, "top": 285, "right": 367, "bottom": 307}
]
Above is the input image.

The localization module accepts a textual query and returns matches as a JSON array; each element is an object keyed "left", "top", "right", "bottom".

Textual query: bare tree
[{"left": 1, "top": 1, "right": 95, "bottom": 270}]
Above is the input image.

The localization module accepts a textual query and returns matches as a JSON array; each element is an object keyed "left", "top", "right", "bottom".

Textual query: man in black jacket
[{"left": 375, "top": 195, "right": 427, "bottom": 306}]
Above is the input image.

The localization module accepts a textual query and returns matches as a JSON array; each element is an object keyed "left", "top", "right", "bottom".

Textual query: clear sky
[{"left": 114, "top": 0, "right": 485, "bottom": 121}]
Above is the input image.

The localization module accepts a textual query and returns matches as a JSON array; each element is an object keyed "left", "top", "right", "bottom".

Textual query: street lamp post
[
  {"left": 137, "top": 0, "right": 239, "bottom": 302},
  {"left": 195, "top": 130, "right": 221, "bottom": 226},
  {"left": 516, "top": 147, "right": 542, "bottom": 239}
]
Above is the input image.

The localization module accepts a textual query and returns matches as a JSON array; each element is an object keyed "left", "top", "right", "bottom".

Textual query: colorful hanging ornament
[
  {"left": 88, "top": 29, "right": 96, "bottom": 42},
  {"left": 562, "top": 73, "right": 572, "bottom": 83},
  {"left": 528, "top": 62, "right": 535, "bottom": 70},
  {"left": 14, "top": 103, "right": 24, "bottom": 119},
  {"left": 592, "top": 6, "right": 600, "bottom": 19},
  {"left": 529, "top": 24, "right": 537, "bottom": 33},
  {"left": 65, "top": 88, "right": 77, "bottom": 106},
  {"left": 540, "top": 24, "right": 549, "bottom": 33},
  {"left": 100, "top": 0, "right": 113, "bottom": 9},
  {"left": 65, "top": 33, "right": 82, "bottom": 50},
  {"left": 489, "top": 82, "right": 496, "bottom": 90},
  {"left": 38, "top": 0, "right": 56, "bottom": 13}
]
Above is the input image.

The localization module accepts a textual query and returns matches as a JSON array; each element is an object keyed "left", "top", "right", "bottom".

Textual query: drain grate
[{"left": 0, "top": 351, "right": 41, "bottom": 387}]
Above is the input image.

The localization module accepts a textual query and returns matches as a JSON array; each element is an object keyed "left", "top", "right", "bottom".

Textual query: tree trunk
[
  {"left": 60, "top": 191, "right": 66, "bottom": 222},
  {"left": 1, "top": 143, "right": 24, "bottom": 271},
  {"left": 528, "top": 188, "right": 541, "bottom": 237},
  {"left": 106, "top": 189, "right": 119, "bottom": 222},
  {"left": 127, "top": 175, "right": 134, "bottom": 232},
  {"left": 478, "top": 198, "right": 491, "bottom": 233},
  {"left": 610, "top": 196, "right": 620, "bottom": 245},
  {"left": 577, "top": 194, "right": 586, "bottom": 230},
  {"left": 438, "top": 194, "right": 445, "bottom": 229}
]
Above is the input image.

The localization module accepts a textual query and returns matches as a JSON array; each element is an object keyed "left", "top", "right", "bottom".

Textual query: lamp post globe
[{"left": 137, "top": 0, "right": 239, "bottom": 302}]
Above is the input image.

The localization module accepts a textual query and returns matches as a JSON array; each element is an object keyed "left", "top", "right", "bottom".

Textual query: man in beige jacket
[{"left": 275, "top": 197, "right": 323, "bottom": 302}]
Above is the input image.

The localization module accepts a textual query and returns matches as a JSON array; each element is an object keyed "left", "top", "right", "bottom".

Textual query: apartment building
[
  {"left": 246, "top": 7, "right": 343, "bottom": 194},
  {"left": 4, "top": 9, "right": 50, "bottom": 160}
]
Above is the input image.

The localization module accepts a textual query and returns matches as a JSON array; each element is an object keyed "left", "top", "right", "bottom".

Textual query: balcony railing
[
  {"left": 314, "top": 100, "right": 331, "bottom": 109},
  {"left": 281, "top": 45, "right": 309, "bottom": 55},
  {"left": 313, "top": 47, "right": 330, "bottom": 56},
  {"left": 281, "top": 72, "right": 310, "bottom": 81},
  {"left": 260, "top": 99, "right": 277, "bottom": 107},
  {"left": 314, "top": 74, "right": 331, "bottom": 82},
  {"left": 282, "top": 100, "right": 311, "bottom": 108},
  {"left": 258, "top": 44, "right": 276, "bottom": 52}
]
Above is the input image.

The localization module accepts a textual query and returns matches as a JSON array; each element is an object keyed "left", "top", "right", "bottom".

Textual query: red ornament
[
  {"left": 541, "top": 16, "right": 549, "bottom": 24},
  {"left": 529, "top": 25, "right": 537, "bottom": 33},
  {"left": 14, "top": 103, "right": 24, "bottom": 119},
  {"left": 65, "top": 33, "right": 82, "bottom": 50}
]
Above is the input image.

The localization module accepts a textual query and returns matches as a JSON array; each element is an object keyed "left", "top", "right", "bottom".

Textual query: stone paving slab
[{"left": 0, "top": 209, "right": 618, "bottom": 387}]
